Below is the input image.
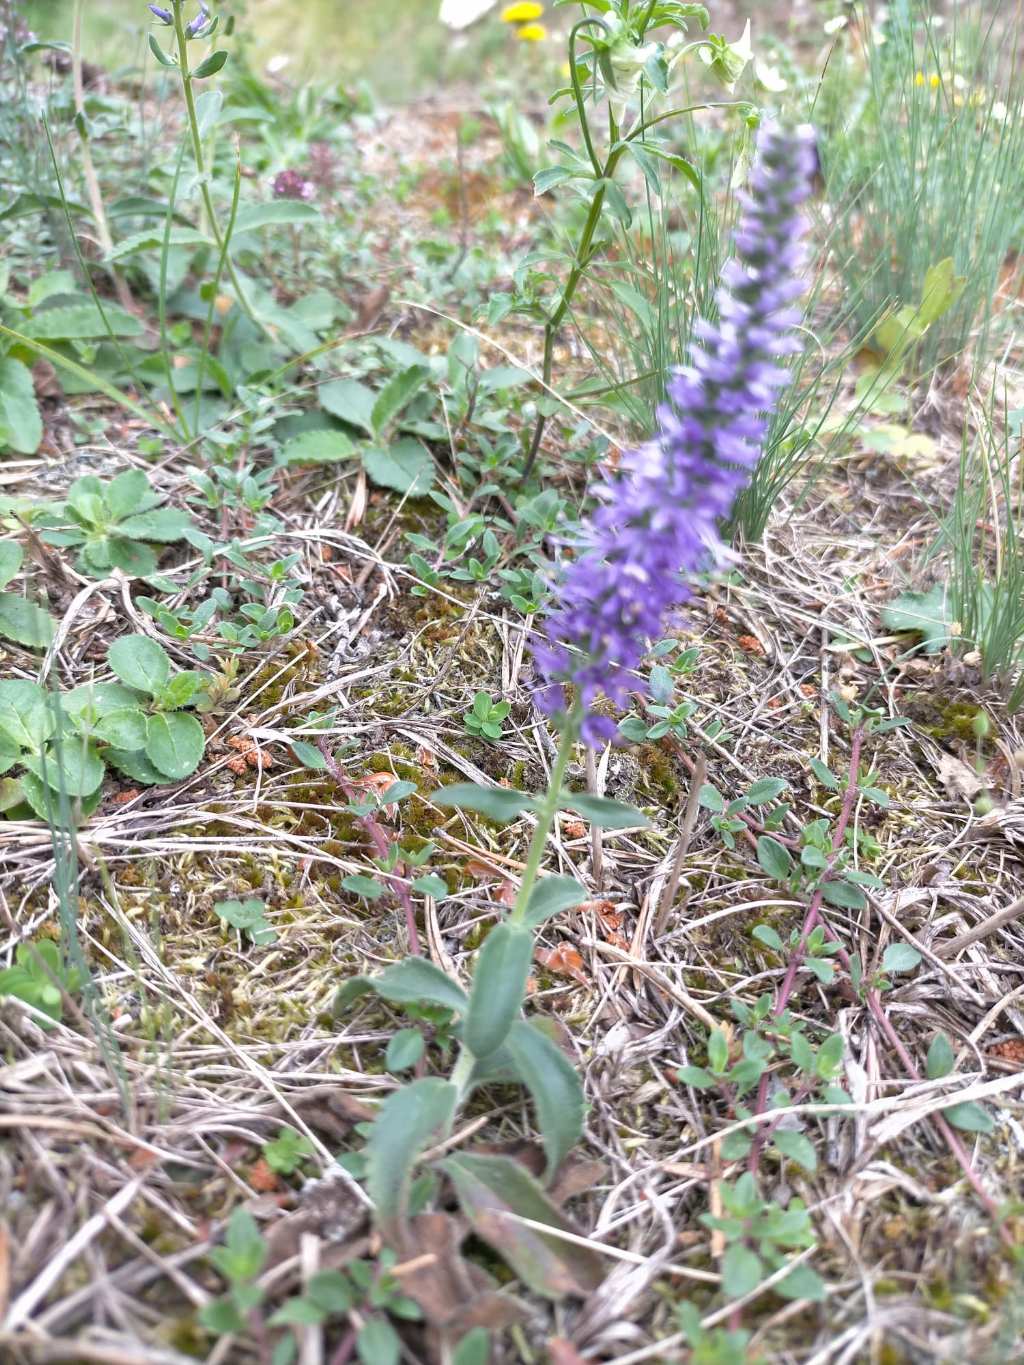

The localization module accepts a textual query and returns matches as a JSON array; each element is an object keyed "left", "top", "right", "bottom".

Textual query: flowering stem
[
  {"left": 521, "top": 83, "right": 741, "bottom": 478},
  {"left": 509, "top": 713, "right": 580, "bottom": 926},
  {"left": 169, "top": 0, "right": 257, "bottom": 326}
]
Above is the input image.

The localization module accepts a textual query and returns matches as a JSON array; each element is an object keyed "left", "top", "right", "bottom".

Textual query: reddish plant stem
[
  {"left": 748, "top": 727, "right": 865, "bottom": 1173},
  {"left": 318, "top": 741, "right": 423, "bottom": 957},
  {"left": 741, "top": 726, "right": 1009, "bottom": 1243}
]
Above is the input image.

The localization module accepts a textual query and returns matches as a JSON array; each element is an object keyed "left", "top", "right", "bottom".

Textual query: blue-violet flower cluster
[
  {"left": 148, "top": 2, "right": 210, "bottom": 37},
  {"left": 533, "top": 123, "right": 817, "bottom": 746}
]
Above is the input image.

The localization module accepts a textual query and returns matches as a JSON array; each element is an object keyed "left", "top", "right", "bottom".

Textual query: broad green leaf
[
  {"left": 342, "top": 873, "right": 385, "bottom": 900},
  {"left": 942, "top": 1100, "right": 994, "bottom": 1134},
  {"left": 775, "top": 1262, "right": 826, "bottom": 1302},
  {"left": 676, "top": 1065, "right": 717, "bottom": 1090},
  {"left": 722, "top": 1243, "right": 763, "bottom": 1298},
  {"left": 106, "top": 226, "right": 210, "bottom": 262},
  {"left": 22, "top": 742, "right": 105, "bottom": 797},
  {"left": 0, "top": 542, "right": 22, "bottom": 589},
  {"left": 771, "top": 1129, "right": 817, "bottom": 1173},
  {"left": 926, "top": 1033, "right": 955, "bottom": 1081},
  {"left": 918, "top": 257, "right": 966, "bottom": 328},
  {"left": 558, "top": 792, "right": 649, "bottom": 829},
  {"left": 0, "top": 357, "right": 43, "bottom": 454},
  {"left": 452, "top": 1329, "right": 491, "bottom": 1365},
  {"left": 104, "top": 469, "right": 161, "bottom": 520},
  {"left": 62, "top": 682, "right": 140, "bottom": 724},
  {"left": 92, "top": 537, "right": 158, "bottom": 578},
  {"left": 752, "top": 924, "right": 784, "bottom": 952},
  {"left": 210, "top": 1207, "right": 266, "bottom": 1282},
  {"left": 756, "top": 836, "right": 793, "bottom": 881},
  {"left": 269, "top": 1298, "right": 326, "bottom": 1328},
  {"left": 21, "top": 769, "right": 101, "bottom": 823},
  {"left": 101, "top": 747, "right": 167, "bottom": 785},
  {"left": 145, "top": 711, "right": 205, "bottom": 779},
  {"left": 0, "top": 732, "right": 19, "bottom": 776},
  {"left": 440, "top": 1152, "right": 604, "bottom": 1299},
  {"left": 365, "top": 1077, "right": 457, "bottom": 1235},
  {"left": 356, "top": 1318, "right": 401, "bottom": 1365},
  {"left": 107, "top": 634, "right": 171, "bottom": 695},
  {"left": 362, "top": 439, "right": 434, "bottom": 496},
  {"left": 192, "top": 48, "right": 229, "bottom": 78},
  {"left": 708, "top": 1027, "right": 729, "bottom": 1075},
  {"left": 386, "top": 1028, "right": 425, "bottom": 1072},
  {"left": 816, "top": 1033, "right": 845, "bottom": 1079},
  {"left": 809, "top": 758, "right": 838, "bottom": 789},
  {"left": 290, "top": 739, "right": 327, "bottom": 769},
  {"left": 278, "top": 430, "right": 356, "bottom": 466},
  {"left": 698, "top": 783, "right": 725, "bottom": 812},
  {"left": 147, "top": 33, "right": 177, "bottom": 67},
  {"left": 435, "top": 781, "right": 537, "bottom": 822},
  {"left": 821, "top": 880, "right": 866, "bottom": 911},
  {"left": 533, "top": 165, "right": 580, "bottom": 195},
  {"left": 373, "top": 957, "right": 469, "bottom": 1012},
  {"left": 881, "top": 942, "right": 921, "bottom": 974},
  {"left": 306, "top": 1270, "right": 355, "bottom": 1314},
  {"left": 504, "top": 1019, "right": 584, "bottom": 1180},
  {"left": 371, "top": 364, "right": 432, "bottom": 438},
  {"left": 0, "top": 680, "right": 54, "bottom": 751},
  {"left": 522, "top": 875, "right": 588, "bottom": 928},
  {"left": 463, "top": 923, "right": 534, "bottom": 1058},
  {"left": 319, "top": 378, "right": 376, "bottom": 434},
  {"left": 880, "top": 585, "right": 951, "bottom": 655},
  {"left": 232, "top": 201, "right": 321, "bottom": 233},
  {"left": 0, "top": 593, "right": 56, "bottom": 648},
  {"left": 22, "top": 302, "right": 143, "bottom": 339},
  {"left": 117, "top": 508, "right": 193, "bottom": 542},
  {"left": 22, "top": 303, "right": 143, "bottom": 339},
  {"left": 746, "top": 777, "right": 788, "bottom": 804}
]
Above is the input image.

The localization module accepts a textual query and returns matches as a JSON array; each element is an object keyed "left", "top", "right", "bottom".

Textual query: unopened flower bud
[
  {"left": 185, "top": 3, "right": 209, "bottom": 38},
  {"left": 699, "top": 20, "right": 753, "bottom": 92},
  {"left": 147, "top": 4, "right": 173, "bottom": 24}
]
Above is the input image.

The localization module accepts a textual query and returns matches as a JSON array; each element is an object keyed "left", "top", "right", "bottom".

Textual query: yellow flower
[
  {"left": 500, "top": 2, "right": 543, "bottom": 21},
  {"left": 516, "top": 21, "right": 547, "bottom": 41},
  {"left": 914, "top": 70, "right": 925, "bottom": 86},
  {"left": 930, "top": 72, "right": 941, "bottom": 88}
]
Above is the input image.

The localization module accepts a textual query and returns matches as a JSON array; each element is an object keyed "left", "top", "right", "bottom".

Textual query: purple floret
[{"left": 533, "top": 123, "right": 817, "bottom": 745}]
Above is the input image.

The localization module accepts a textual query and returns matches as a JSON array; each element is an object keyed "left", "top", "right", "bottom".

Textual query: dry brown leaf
[
  {"left": 247, "top": 1158, "right": 280, "bottom": 1193},
  {"left": 934, "top": 752, "right": 984, "bottom": 802},
  {"left": 536, "top": 944, "right": 588, "bottom": 985}
]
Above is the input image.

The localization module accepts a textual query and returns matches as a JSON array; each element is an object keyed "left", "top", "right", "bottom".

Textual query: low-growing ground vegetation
[{"left": 1, "top": 1, "right": 1023, "bottom": 1362}]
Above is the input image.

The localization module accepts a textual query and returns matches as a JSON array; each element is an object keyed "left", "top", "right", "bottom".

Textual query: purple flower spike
[
  {"left": 185, "top": 3, "right": 209, "bottom": 37},
  {"left": 533, "top": 123, "right": 817, "bottom": 746},
  {"left": 148, "top": 4, "right": 173, "bottom": 23}
]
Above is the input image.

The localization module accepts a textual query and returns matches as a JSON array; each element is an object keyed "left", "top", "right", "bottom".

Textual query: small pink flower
[{"left": 271, "top": 170, "right": 316, "bottom": 201}]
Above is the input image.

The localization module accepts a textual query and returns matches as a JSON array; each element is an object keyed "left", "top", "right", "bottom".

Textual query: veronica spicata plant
[
  {"left": 334, "top": 125, "right": 813, "bottom": 1313},
  {"left": 535, "top": 122, "right": 816, "bottom": 744}
]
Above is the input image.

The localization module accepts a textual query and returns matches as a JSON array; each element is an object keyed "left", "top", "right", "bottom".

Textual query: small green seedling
[
  {"left": 36, "top": 471, "right": 194, "bottom": 578},
  {"left": 0, "top": 939, "right": 83, "bottom": 1026},
  {"left": 262, "top": 1128, "right": 316, "bottom": 1175},
  {"left": 213, "top": 897, "right": 277, "bottom": 946},
  {"left": 463, "top": 692, "right": 510, "bottom": 741}
]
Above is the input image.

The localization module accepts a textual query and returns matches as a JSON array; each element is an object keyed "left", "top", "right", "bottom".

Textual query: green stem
[
  {"left": 170, "top": 1, "right": 257, "bottom": 326},
  {"left": 447, "top": 715, "right": 580, "bottom": 1115},
  {"left": 509, "top": 716, "right": 580, "bottom": 925},
  {"left": 194, "top": 156, "right": 242, "bottom": 432},
  {"left": 568, "top": 18, "right": 611, "bottom": 177}
]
